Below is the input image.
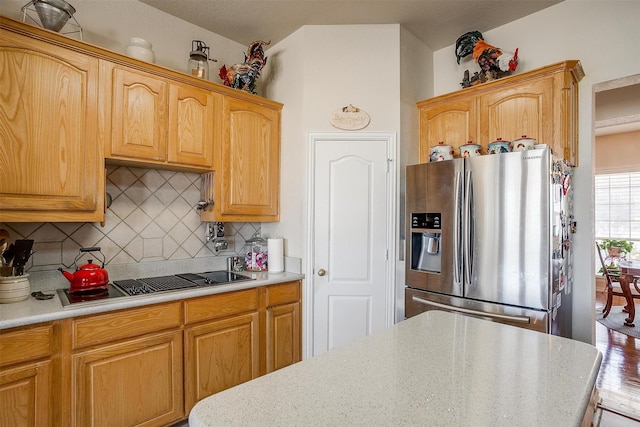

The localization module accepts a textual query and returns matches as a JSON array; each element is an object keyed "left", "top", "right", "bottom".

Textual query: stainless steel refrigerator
[{"left": 404, "top": 148, "right": 575, "bottom": 338}]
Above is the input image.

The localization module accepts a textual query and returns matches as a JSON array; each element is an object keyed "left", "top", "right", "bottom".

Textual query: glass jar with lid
[
  {"left": 245, "top": 237, "right": 268, "bottom": 271},
  {"left": 188, "top": 40, "right": 210, "bottom": 79}
]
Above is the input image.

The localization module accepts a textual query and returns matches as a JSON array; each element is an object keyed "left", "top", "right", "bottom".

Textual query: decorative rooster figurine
[
  {"left": 455, "top": 31, "right": 518, "bottom": 87},
  {"left": 219, "top": 40, "right": 271, "bottom": 94}
]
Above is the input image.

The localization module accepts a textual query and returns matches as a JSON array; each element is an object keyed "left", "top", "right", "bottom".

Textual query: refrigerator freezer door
[
  {"left": 406, "top": 159, "right": 464, "bottom": 297},
  {"left": 464, "top": 150, "right": 551, "bottom": 310}
]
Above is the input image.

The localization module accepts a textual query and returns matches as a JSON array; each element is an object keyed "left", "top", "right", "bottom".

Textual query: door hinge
[
  {"left": 386, "top": 249, "right": 389, "bottom": 260},
  {"left": 387, "top": 158, "right": 392, "bottom": 173}
]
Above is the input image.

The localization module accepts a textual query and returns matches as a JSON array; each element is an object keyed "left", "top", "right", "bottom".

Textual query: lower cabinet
[
  {"left": 0, "top": 281, "right": 302, "bottom": 427},
  {"left": 0, "top": 360, "right": 52, "bottom": 427},
  {"left": 265, "top": 283, "right": 301, "bottom": 373},
  {"left": 184, "top": 312, "right": 260, "bottom": 412},
  {"left": 0, "top": 324, "right": 54, "bottom": 427},
  {"left": 72, "top": 331, "right": 184, "bottom": 427}
]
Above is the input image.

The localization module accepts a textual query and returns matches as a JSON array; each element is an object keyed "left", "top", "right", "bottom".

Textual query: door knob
[{"left": 317, "top": 268, "right": 326, "bottom": 276}]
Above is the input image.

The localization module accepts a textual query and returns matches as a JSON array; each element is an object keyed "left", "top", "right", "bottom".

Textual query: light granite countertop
[
  {"left": 189, "top": 310, "right": 602, "bottom": 427},
  {"left": 0, "top": 271, "right": 304, "bottom": 330}
]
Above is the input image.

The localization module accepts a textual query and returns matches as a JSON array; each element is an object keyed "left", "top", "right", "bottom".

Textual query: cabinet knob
[{"left": 317, "top": 268, "right": 326, "bottom": 277}]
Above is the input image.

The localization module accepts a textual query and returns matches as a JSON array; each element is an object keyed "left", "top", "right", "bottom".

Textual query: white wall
[
  {"left": 260, "top": 24, "right": 410, "bottom": 265},
  {"left": 3, "top": 0, "right": 245, "bottom": 79},
  {"left": 432, "top": 0, "right": 640, "bottom": 343}
]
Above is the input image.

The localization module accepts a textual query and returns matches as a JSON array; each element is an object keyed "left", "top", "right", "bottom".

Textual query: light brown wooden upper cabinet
[
  {"left": 103, "top": 62, "right": 217, "bottom": 171},
  {"left": 202, "top": 96, "right": 282, "bottom": 222},
  {"left": 417, "top": 60, "right": 583, "bottom": 166},
  {"left": 419, "top": 98, "right": 478, "bottom": 154},
  {"left": 0, "top": 25, "right": 104, "bottom": 223}
]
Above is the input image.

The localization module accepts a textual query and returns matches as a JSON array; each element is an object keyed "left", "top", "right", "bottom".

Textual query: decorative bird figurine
[
  {"left": 219, "top": 40, "right": 271, "bottom": 94},
  {"left": 455, "top": 31, "right": 518, "bottom": 86}
]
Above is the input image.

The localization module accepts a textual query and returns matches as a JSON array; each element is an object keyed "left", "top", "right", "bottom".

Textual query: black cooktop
[{"left": 58, "top": 271, "right": 254, "bottom": 307}]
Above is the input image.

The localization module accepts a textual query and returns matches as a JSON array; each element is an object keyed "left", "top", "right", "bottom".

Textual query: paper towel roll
[{"left": 267, "top": 238, "right": 284, "bottom": 272}]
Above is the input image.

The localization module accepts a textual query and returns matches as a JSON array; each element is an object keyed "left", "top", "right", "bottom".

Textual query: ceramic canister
[
  {"left": 429, "top": 141, "right": 454, "bottom": 162},
  {"left": 125, "top": 37, "right": 155, "bottom": 63},
  {"left": 0, "top": 274, "right": 30, "bottom": 304},
  {"left": 511, "top": 135, "right": 536, "bottom": 152},
  {"left": 458, "top": 141, "right": 482, "bottom": 158},
  {"left": 487, "top": 138, "right": 511, "bottom": 154}
]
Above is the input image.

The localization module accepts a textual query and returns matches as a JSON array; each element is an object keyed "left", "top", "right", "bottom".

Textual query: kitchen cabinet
[
  {"left": 202, "top": 96, "right": 282, "bottom": 222},
  {"left": 102, "top": 62, "right": 218, "bottom": 171},
  {"left": 419, "top": 98, "right": 478, "bottom": 154},
  {"left": 0, "top": 24, "right": 104, "bottom": 223},
  {"left": 70, "top": 302, "right": 183, "bottom": 427},
  {"left": 264, "top": 282, "right": 301, "bottom": 372},
  {"left": 184, "top": 288, "right": 260, "bottom": 413},
  {"left": 0, "top": 280, "right": 301, "bottom": 426},
  {"left": 417, "top": 60, "right": 583, "bottom": 165},
  {"left": 1, "top": 17, "right": 284, "bottom": 222},
  {"left": 0, "top": 324, "right": 54, "bottom": 427}
]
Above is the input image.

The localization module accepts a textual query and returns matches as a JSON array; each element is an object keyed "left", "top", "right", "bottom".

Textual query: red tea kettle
[{"left": 59, "top": 247, "right": 109, "bottom": 293}]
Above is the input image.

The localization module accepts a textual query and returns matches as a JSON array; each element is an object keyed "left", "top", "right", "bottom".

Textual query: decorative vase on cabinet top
[{"left": 125, "top": 37, "right": 155, "bottom": 63}]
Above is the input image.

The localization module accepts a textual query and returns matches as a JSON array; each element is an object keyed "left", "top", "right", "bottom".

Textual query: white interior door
[{"left": 308, "top": 132, "right": 396, "bottom": 357}]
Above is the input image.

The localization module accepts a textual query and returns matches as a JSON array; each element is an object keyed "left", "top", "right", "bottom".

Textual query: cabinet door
[
  {"left": 108, "top": 65, "right": 168, "bottom": 161},
  {"left": 479, "top": 77, "right": 554, "bottom": 148},
  {"left": 217, "top": 97, "right": 280, "bottom": 221},
  {"left": 72, "top": 330, "right": 183, "bottom": 427},
  {"left": 0, "top": 31, "right": 103, "bottom": 222},
  {"left": 419, "top": 98, "right": 477, "bottom": 162},
  {"left": 266, "top": 302, "right": 301, "bottom": 373},
  {"left": 167, "top": 83, "right": 216, "bottom": 168},
  {"left": 184, "top": 312, "right": 259, "bottom": 412},
  {"left": 0, "top": 361, "right": 51, "bottom": 427}
]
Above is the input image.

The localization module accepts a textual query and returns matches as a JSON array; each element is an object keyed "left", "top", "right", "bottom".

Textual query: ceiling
[{"left": 139, "top": 0, "right": 562, "bottom": 50}]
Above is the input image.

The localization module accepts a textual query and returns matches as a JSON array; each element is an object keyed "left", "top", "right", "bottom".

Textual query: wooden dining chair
[{"left": 596, "top": 242, "right": 640, "bottom": 318}]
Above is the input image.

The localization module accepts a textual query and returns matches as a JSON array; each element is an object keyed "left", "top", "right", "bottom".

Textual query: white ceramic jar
[
  {"left": 511, "top": 135, "right": 536, "bottom": 151},
  {"left": 458, "top": 141, "right": 482, "bottom": 158},
  {"left": 429, "top": 141, "right": 454, "bottom": 162},
  {"left": 487, "top": 138, "right": 511, "bottom": 154},
  {"left": 125, "top": 37, "right": 155, "bottom": 63}
]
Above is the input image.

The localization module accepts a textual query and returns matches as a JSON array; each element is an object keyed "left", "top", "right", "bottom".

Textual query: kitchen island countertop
[
  {"left": 0, "top": 271, "right": 304, "bottom": 329},
  {"left": 190, "top": 311, "right": 602, "bottom": 427}
]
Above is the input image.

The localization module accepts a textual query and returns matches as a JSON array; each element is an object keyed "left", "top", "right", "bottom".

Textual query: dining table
[{"left": 617, "top": 259, "right": 640, "bottom": 327}]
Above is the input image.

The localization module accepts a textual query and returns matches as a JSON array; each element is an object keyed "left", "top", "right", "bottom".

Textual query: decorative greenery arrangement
[
  {"left": 599, "top": 239, "right": 634, "bottom": 257},
  {"left": 598, "top": 239, "right": 634, "bottom": 275}
]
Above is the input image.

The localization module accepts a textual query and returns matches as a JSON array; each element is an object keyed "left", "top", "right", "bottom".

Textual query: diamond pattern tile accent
[{"left": 0, "top": 166, "right": 258, "bottom": 270}]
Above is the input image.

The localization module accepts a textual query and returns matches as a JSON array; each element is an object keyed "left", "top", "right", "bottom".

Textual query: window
[{"left": 595, "top": 172, "right": 640, "bottom": 258}]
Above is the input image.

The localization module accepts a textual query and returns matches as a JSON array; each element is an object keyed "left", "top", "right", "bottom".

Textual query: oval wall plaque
[{"left": 329, "top": 105, "right": 370, "bottom": 130}]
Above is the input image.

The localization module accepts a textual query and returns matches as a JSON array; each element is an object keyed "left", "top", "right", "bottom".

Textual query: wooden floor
[{"left": 594, "top": 291, "right": 640, "bottom": 425}]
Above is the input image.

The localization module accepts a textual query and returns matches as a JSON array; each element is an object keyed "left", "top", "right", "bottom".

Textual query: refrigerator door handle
[
  {"left": 453, "top": 171, "right": 463, "bottom": 286},
  {"left": 411, "top": 296, "right": 531, "bottom": 324},
  {"left": 463, "top": 170, "right": 473, "bottom": 287}
]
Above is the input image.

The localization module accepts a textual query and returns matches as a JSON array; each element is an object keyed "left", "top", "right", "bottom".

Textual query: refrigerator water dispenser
[
  {"left": 412, "top": 232, "right": 441, "bottom": 273},
  {"left": 410, "top": 212, "right": 442, "bottom": 273}
]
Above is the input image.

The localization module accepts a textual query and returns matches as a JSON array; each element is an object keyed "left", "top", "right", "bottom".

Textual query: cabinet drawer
[
  {"left": 184, "top": 289, "right": 259, "bottom": 325},
  {"left": 72, "top": 302, "right": 181, "bottom": 349},
  {"left": 265, "top": 281, "right": 300, "bottom": 307},
  {"left": 0, "top": 324, "right": 53, "bottom": 367}
]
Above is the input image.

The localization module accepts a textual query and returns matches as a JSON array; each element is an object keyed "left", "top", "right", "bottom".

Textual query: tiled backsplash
[{"left": 0, "top": 165, "right": 260, "bottom": 274}]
